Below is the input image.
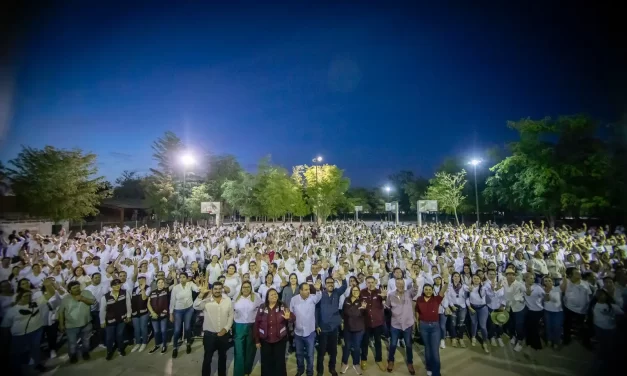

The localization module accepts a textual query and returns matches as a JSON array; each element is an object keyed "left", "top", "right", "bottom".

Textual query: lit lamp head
[
  {"left": 181, "top": 154, "right": 196, "bottom": 167},
  {"left": 469, "top": 159, "right": 482, "bottom": 166},
  {"left": 315, "top": 156, "right": 323, "bottom": 163}
]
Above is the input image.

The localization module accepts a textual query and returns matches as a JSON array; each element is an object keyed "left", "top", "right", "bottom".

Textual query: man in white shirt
[
  {"left": 561, "top": 268, "right": 592, "bottom": 347},
  {"left": 193, "top": 281, "right": 233, "bottom": 376},
  {"left": 85, "top": 273, "right": 108, "bottom": 348},
  {"left": 503, "top": 268, "right": 526, "bottom": 351}
]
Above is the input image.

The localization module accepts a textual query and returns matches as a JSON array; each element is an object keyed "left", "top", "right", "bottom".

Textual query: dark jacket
[
  {"left": 253, "top": 303, "right": 295, "bottom": 344},
  {"left": 315, "top": 279, "right": 348, "bottom": 332},
  {"left": 343, "top": 297, "right": 366, "bottom": 332},
  {"left": 360, "top": 287, "right": 386, "bottom": 328}
]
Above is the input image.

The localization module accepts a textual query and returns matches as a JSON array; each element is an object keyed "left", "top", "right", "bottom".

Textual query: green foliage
[
  {"left": 344, "top": 188, "right": 375, "bottom": 213},
  {"left": 185, "top": 183, "right": 212, "bottom": 220},
  {"left": 426, "top": 170, "right": 467, "bottom": 225},
  {"left": 221, "top": 171, "right": 259, "bottom": 218},
  {"left": 484, "top": 115, "right": 610, "bottom": 220},
  {"left": 0, "top": 161, "right": 10, "bottom": 196},
  {"left": 113, "top": 170, "right": 147, "bottom": 199},
  {"left": 387, "top": 171, "right": 415, "bottom": 212},
  {"left": 294, "top": 164, "right": 350, "bottom": 223},
  {"left": 7, "top": 146, "right": 106, "bottom": 222},
  {"left": 143, "top": 174, "right": 179, "bottom": 219},
  {"left": 403, "top": 177, "right": 429, "bottom": 210},
  {"left": 206, "top": 154, "right": 243, "bottom": 201}
]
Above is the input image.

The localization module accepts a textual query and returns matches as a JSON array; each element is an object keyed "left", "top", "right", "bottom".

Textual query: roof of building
[{"left": 100, "top": 198, "right": 151, "bottom": 209}]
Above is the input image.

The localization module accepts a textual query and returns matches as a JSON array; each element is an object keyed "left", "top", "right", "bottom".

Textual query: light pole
[
  {"left": 180, "top": 153, "right": 196, "bottom": 225},
  {"left": 384, "top": 185, "right": 391, "bottom": 223},
  {"left": 468, "top": 159, "right": 481, "bottom": 224},
  {"left": 312, "top": 156, "right": 323, "bottom": 224}
]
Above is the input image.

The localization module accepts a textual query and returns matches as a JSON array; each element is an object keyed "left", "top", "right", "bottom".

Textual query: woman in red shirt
[
  {"left": 415, "top": 281, "right": 448, "bottom": 376},
  {"left": 254, "top": 288, "right": 294, "bottom": 376}
]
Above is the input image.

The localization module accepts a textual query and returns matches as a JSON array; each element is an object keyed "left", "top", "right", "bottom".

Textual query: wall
[{"left": 0, "top": 220, "right": 69, "bottom": 236}]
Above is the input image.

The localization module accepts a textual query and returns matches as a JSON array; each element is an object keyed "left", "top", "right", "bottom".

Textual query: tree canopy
[{"left": 426, "top": 170, "right": 467, "bottom": 225}]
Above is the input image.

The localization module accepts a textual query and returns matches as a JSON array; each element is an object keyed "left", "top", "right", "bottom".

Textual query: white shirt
[
  {"left": 193, "top": 294, "right": 234, "bottom": 333},
  {"left": 169, "top": 282, "right": 199, "bottom": 313},
  {"left": 543, "top": 286, "right": 562, "bottom": 312},
  {"left": 504, "top": 280, "right": 526, "bottom": 313},
  {"left": 563, "top": 280, "right": 592, "bottom": 314},
  {"left": 592, "top": 303, "right": 623, "bottom": 330},
  {"left": 523, "top": 284, "right": 544, "bottom": 311},
  {"left": 290, "top": 292, "right": 322, "bottom": 337},
  {"left": 232, "top": 294, "right": 263, "bottom": 324},
  {"left": 1, "top": 298, "right": 47, "bottom": 335}
]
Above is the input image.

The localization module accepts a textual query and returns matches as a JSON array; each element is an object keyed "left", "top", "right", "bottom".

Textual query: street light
[
  {"left": 468, "top": 159, "right": 481, "bottom": 224},
  {"left": 180, "top": 153, "right": 196, "bottom": 224},
  {"left": 312, "top": 156, "right": 323, "bottom": 224}
]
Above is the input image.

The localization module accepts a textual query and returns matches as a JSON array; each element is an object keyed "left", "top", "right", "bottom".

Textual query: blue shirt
[
  {"left": 316, "top": 280, "right": 348, "bottom": 332},
  {"left": 290, "top": 291, "right": 322, "bottom": 337}
]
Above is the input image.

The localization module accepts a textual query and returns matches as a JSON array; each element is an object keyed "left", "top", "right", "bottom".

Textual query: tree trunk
[
  {"left": 245, "top": 216, "right": 250, "bottom": 224},
  {"left": 454, "top": 208, "right": 460, "bottom": 226}
]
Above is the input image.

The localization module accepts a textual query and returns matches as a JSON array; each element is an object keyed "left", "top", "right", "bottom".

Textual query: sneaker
[
  {"left": 138, "top": 344, "right": 146, "bottom": 352},
  {"left": 69, "top": 355, "right": 78, "bottom": 364},
  {"left": 497, "top": 338, "right": 505, "bottom": 347},
  {"left": 172, "top": 348, "right": 178, "bottom": 358},
  {"left": 50, "top": 350, "right": 57, "bottom": 359},
  {"left": 106, "top": 351, "right": 114, "bottom": 361},
  {"left": 341, "top": 364, "right": 349, "bottom": 374},
  {"left": 452, "top": 338, "right": 459, "bottom": 348},
  {"left": 161, "top": 346, "right": 167, "bottom": 354},
  {"left": 360, "top": 361, "right": 367, "bottom": 370},
  {"left": 510, "top": 336, "right": 517, "bottom": 345},
  {"left": 459, "top": 339, "right": 467, "bottom": 348},
  {"left": 427, "top": 372, "right": 433, "bottom": 376},
  {"left": 483, "top": 343, "right": 490, "bottom": 353},
  {"left": 471, "top": 338, "right": 477, "bottom": 346},
  {"left": 514, "top": 342, "right": 523, "bottom": 352},
  {"left": 440, "top": 339, "right": 446, "bottom": 349},
  {"left": 119, "top": 350, "right": 126, "bottom": 357},
  {"left": 490, "top": 338, "right": 497, "bottom": 347},
  {"left": 149, "top": 346, "right": 160, "bottom": 354},
  {"left": 82, "top": 352, "right": 91, "bottom": 361},
  {"left": 131, "top": 344, "right": 141, "bottom": 353},
  {"left": 98, "top": 344, "right": 107, "bottom": 349},
  {"left": 352, "top": 365, "right": 362, "bottom": 375},
  {"left": 186, "top": 344, "right": 192, "bottom": 354}
]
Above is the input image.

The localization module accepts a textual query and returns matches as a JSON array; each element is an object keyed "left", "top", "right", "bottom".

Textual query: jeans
[
  {"left": 317, "top": 329, "right": 338, "bottom": 373},
  {"left": 11, "top": 328, "right": 43, "bottom": 371},
  {"left": 342, "top": 330, "right": 364, "bottom": 365},
  {"left": 132, "top": 314, "right": 150, "bottom": 345},
  {"left": 388, "top": 326, "right": 413, "bottom": 364},
  {"left": 360, "top": 325, "right": 384, "bottom": 362},
  {"left": 233, "top": 323, "right": 256, "bottom": 376},
  {"left": 438, "top": 314, "right": 448, "bottom": 339},
  {"left": 202, "top": 331, "right": 230, "bottom": 376},
  {"left": 420, "top": 321, "right": 441, "bottom": 376},
  {"left": 105, "top": 322, "right": 126, "bottom": 353},
  {"left": 66, "top": 323, "right": 93, "bottom": 356},
  {"left": 544, "top": 310, "right": 563, "bottom": 344},
  {"left": 173, "top": 306, "right": 194, "bottom": 348},
  {"left": 294, "top": 332, "right": 316, "bottom": 376},
  {"left": 152, "top": 317, "right": 169, "bottom": 347},
  {"left": 448, "top": 307, "right": 466, "bottom": 339},
  {"left": 469, "top": 305, "right": 489, "bottom": 340}
]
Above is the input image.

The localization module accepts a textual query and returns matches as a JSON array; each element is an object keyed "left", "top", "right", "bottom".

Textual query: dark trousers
[
  {"left": 361, "top": 325, "right": 384, "bottom": 362},
  {"left": 525, "top": 310, "right": 543, "bottom": 349},
  {"left": 44, "top": 322, "right": 59, "bottom": 352},
  {"left": 202, "top": 331, "right": 229, "bottom": 376},
  {"left": 90, "top": 311, "right": 104, "bottom": 348},
  {"left": 317, "top": 329, "right": 338, "bottom": 373},
  {"left": 105, "top": 322, "right": 126, "bottom": 353},
  {"left": 563, "top": 307, "right": 590, "bottom": 346},
  {"left": 260, "top": 338, "right": 288, "bottom": 376}
]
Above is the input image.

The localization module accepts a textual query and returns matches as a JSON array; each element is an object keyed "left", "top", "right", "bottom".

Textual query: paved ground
[{"left": 43, "top": 337, "right": 593, "bottom": 376}]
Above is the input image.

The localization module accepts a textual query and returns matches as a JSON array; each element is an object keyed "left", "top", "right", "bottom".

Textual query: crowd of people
[{"left": 0, "top": 220, "right": 625, "bottom": 376}]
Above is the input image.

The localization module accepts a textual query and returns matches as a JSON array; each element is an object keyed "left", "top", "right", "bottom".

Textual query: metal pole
[
  {"left": 474, "top": 164, "right": 480, "bottom": 224},
  {"left": 183, "top": 169, "right": 186, "bottom": 226},
  {"left": 315, "top": 165, "right": 319, "bottom": 224}
]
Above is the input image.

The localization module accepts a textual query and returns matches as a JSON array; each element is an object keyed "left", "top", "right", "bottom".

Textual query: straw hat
[{"left": 490, "top": 310, "right": 510, "bottom": 326}]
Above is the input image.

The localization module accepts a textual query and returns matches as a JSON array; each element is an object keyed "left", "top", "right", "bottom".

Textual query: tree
[
  {"left": 403, "top": 177, "right": 429, "bottom": 210},
  {"left": 150, "top": 131, "right": 184, "bottom": 178},
  {"left": 294, "top": 164, "right": 350, "bottom": 223},
  {"left": 145, "top": 131, "right": 186, "bottom": 219},
  {"left": 113, "top": 170, "right": 146, "bottom": 199},
  {"left": 185, "top": 183, "right": 212, "bottom": 220},
  {"left": 344, "top": 188, "right": 375, "bottom": 213},
  {"left": 484, "top": 115, "right": 609, "bottom": 225},
  {"left": 0, "top": 161, "right": 11, "bottom": 196},
  {"left": 206, "top": 154, "right": 243, "bottom": 198},
  {"left": 388, "top": 171, "right": 415, "bottom": 212},
  {"left": 144, "top": 174, "right": 179, "bottom": 220},
  {"left": 257, "top": 166, "right": 294, "bottom": 220},
  {"left": 426, "top": 170, "right": 467, "bottom": 225},
  {"left": 221, "top": 171, "right": 259, "bottom": 221},
  {"left": 7, "top": 146, "right": 106, "bottom": 222}
]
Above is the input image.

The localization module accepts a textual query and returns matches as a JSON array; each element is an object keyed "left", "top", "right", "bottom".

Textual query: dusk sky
[{"left": 1, "top": 2, "right": 624, "bottom": 187}]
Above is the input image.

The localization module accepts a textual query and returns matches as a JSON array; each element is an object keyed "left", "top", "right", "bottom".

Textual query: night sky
[{"left": 1, "top": 1, "right": 624, "bottom": 187}]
